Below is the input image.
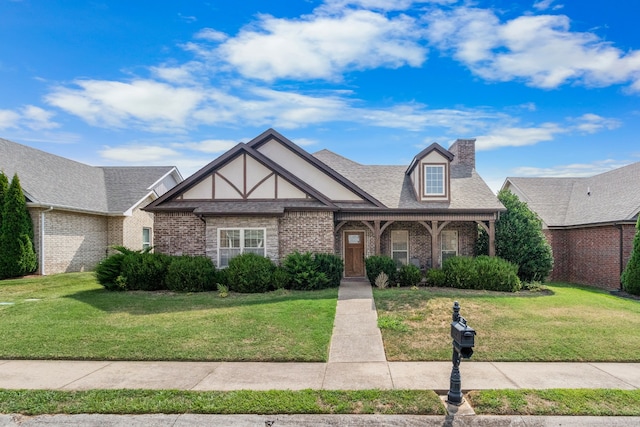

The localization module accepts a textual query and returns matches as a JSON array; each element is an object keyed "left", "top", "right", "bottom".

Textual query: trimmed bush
[
  {"left": 622, "top": 216, "right": 640, "bottom": 295},
  {"left": 120, "top": 252, "right": 171, "bottom": 291},
  {"left": 95, "top": 253, "right": 127, "bottom": 291},
  {"left": 226, "top": 253, "right": 275, "bottom": 293},
  {"left": 283, "top": 251, "right": 329, "bottom": 291},
  {"left": 365, "top": 255, "right": 397, "bottom": 286},
  {"left": 165, "top": 255, "right": 217, "bottom": 292},
  {"left": 397, "top": 263, "right": 422, "bottom": 287},
  {"left": 425, "top": 268, "right": 446, "bottom": 287},
  {"left": 313, "top": 253, "right": 344, "bottom": 288},
  {"left": 442, "top": 255, "right": 521, "bottom": 292},
  {"left": 271, "top": 266, "right": 290, "bottom": 290}
]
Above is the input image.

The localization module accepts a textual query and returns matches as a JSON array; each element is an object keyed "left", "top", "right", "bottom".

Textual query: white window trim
[
  {"left": 441, "top": 230, "right": 458, "bottom": 263},
  {"left": 424, "top": 164, "right": 446, "bottom": 196},
  {"left": 391, "top": 230, "right": 409, "bottom": 266},
  {"left": 142, "top": 227, "right": 152, "bottom": 250},
  {"left": 217, "top": 227, "right": 267, "bottom": 267}
]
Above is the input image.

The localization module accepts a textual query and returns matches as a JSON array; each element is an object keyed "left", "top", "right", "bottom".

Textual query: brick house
[
  {"left": 502, "top": 162, "right": 640, "bottom": 290},
  {"left": 145, "top": 129, "right": 503, "bottom": 277},
  {"left": 0, "top": 138, "right": 182, "bottom": 275}
]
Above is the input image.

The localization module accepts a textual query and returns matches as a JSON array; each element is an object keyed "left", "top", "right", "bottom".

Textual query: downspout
[
  {"left": 618, "top": 223, "right": 624, "bottom": 290},
  {"left": 41, "top": 207, "right": 53, "bottom": 275}
]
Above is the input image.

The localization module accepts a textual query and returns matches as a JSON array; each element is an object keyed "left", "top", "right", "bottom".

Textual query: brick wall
[
  {"left": 153, "top": 212, "right": 206, "bottom": 256},
  {"left": 546, "top": 224, "right": 635, "bottom": 289},
  {"left": 279, "top": 211, "right": 335, "bottom": 261}
]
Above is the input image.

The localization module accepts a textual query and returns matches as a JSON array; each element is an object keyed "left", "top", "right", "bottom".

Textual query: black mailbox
[{"left": 451, "top": 317, "right": 476, "bottom": 359}]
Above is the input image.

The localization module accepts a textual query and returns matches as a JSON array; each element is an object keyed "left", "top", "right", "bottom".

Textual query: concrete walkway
[{"left": 1, "top": 279, "right": 639, "bottom": 392}]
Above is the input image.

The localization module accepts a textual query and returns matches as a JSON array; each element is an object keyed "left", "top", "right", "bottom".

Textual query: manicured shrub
[
  {"left": 622, "top": 216, "right": 640, "bottom": 295},
  {"left": 120, "top": 252, "right": 171, "bottom": 291},
  {"left": 95, "top": 253, "right": 127, "bottom": 291},
  {"left": 425, "top": 268, "right": 446, "bottom": 287},
  {"left": 226, "top": 253, "right": 275, "bottom": 293},
  {"left": 313, "top": 253, "right": 344, "bottom": 287},
  {"left": 442, "top": 255, "right": 521, "bottom": 292},
  {"left": 443, "top": 256, "right": 477, "bottom": 289},
  {"left": 397, "top": 263, "right": 422, "bottom": 287},
  {"left": 271, "top": 266, "right": 290, "bottom": 290},
  {"left": 365, "top": 255, "right": 397, "bottom": 286},
  {"left": 165, "top": 255, "right": 217, "bottom": 292},
  {"left": 477, "top": 190, "right": 553, "bottom": 282},
  {"left": 283, "top": 251, "right": 329, "bottom": 291}
]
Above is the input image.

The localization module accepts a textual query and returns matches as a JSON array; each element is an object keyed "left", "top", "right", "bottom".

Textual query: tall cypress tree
[
  {"left": 621, "top": 216, "right": 640, "bottom": 295},
  {"left": 0, "top": 174, "right": 37, "bottom": 279},
  {"left": 0, "top": 171, "right": 8, "bottom": 236}
]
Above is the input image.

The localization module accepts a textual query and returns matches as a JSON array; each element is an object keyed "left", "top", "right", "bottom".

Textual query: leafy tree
[
  {"left": 477, "top": 189, "right": 553, "bottom": 282},
  {"left": 0, "top": 174, "right": 37, "bottom": 279},
  {"left": 621, "top": 216, "right": 640, "bottom": 295}
]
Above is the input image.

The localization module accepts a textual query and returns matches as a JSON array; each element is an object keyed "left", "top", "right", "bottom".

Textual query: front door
[{"left": 344, "top": 231, "right": 365, "bottom": 277}]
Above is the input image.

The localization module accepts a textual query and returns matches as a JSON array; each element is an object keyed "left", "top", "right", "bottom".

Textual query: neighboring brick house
[
  {"left": 0, "top": 138, "right": 182, "bottom": 275},
  {"left": 502, "top": 162, "right": 640, "bottom": 290},
  {"left": 146, "top": 129, "right": 504, "bottom": 278}
]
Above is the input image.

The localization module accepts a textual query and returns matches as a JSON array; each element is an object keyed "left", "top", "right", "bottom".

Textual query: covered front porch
[{"left": 334, "top": 211, "right": 497, "bottom": 278}]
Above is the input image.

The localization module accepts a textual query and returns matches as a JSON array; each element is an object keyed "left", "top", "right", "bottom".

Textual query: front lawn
[
  {"left": 0, "top": 273, "right": 337, "bottom": 362},
  {"left": 374, "top": 284, "right": 640, "bottom": 361}
]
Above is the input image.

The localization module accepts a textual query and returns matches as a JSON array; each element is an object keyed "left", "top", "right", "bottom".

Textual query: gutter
[{"left": 40, "top": 206, "right": 53, "bottom": 275}]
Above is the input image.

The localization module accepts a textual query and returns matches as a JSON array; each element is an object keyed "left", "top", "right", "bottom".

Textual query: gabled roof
[
  {"left": 503, "top": 161, "right": 640, "bottom": 227},
  {"left": 144, "top": 140, "right": 340, "bottom": 212},
  {"left": 406, "top": 142, "right": 455, "bottom": 176},
  {"left": 0, "top": 138, "right": 180, "bottom": 215},
  {"left": 313, "top": 149, "right": 503, "bottom": 211}
]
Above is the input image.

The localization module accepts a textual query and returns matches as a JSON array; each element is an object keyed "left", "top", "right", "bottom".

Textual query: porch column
[
  {"left": 489, "top": 220, "right": 496, "bottom": 257},
  {"left": 374, "top": 220, "right": 381, "bottom": 255},
  {"left": 431, "top": 220, "right": 440, "bottom": 268}
]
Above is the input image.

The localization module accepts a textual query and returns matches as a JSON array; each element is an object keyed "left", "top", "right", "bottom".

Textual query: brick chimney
[{"left": 449, "top": 138, "right": 476, "bottom": 170}]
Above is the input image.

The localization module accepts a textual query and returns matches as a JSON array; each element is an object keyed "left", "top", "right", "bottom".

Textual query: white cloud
[
  {"left": 475, "top": 123, "right": 564, "bottom": 150},
  {"left": 194, "top": 28, "right": 228, "bottom": 42},
  {"left": 99, "top": 145, "right": 180, "bottom": 162},
  {"left": 46, "top": 79, "right": 204, "bottom": 131},
  {"left": 0, "top": 109, "right": 20, "bottom": 129},
  {"left": 572, "top": 113, "right": 621, "bottom": 134},
  {"left": 512, "top": 159, "right": 630, "bottom": 177},
  {"left": 424, "top": 7, "right": 640, "bottom": 90},
  {"left": 174, "top": 139, "right": 238, "bottom": 153},
  {"left": 0, "top": 105, "right": 58, "bottom": 131},
  {"left": 292, "top": 138, "right": 318, "bottom": 147},
  {"left": 214, "top": 9, "right": 426, "bottom": 81},
  {"left": 532, "top": 0, "right": 563, "bottom": 11}
]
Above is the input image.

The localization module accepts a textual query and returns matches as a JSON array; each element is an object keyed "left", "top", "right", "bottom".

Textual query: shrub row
[
  {"left": 426, "top": 255, "right": 521, "bottom": 292},
  {"left": 365, "top": 255, "right": 422, "bottom": 287},
  {"left": 95, "top": 248, "right": 343, "bottom": 293}
]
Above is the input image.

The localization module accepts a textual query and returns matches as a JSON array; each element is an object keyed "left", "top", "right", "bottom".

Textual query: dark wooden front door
[{"left": 344, "top": 231, "right": 365, "bottom": 277}]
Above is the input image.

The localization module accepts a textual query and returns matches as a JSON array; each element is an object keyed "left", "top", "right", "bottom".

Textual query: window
[
  {"left": 424, "top": 165, "right": 445, "bottom": 195},
  {"left": 391, "top": 230, "right": 409, "bottom": 266},
  {"left": 441, "top": 230, "right": 458, "bottom": 264},
  {"left": 142, "top": 228, "right": 151, "bottom": 250},
  {"left": 218, "top": 228, "right": 265, "bottom": 267}
]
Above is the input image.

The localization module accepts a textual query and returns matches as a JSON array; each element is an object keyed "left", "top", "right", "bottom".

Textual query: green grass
[
  {"left": 0, "top": 389, "right": 445, "bottom": 415},
  {"left": 469, "top": 389, "right": 640, "bottom": 416},
  {"left": 0, "top": 273, "right": 337, "bottom": 362},
  {"left": 374, "top": 284, "right": 640, "bottom": 361}
]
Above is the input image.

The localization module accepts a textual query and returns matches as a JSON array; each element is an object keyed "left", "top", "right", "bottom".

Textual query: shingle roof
[
  {"left": 0, "top": 138, "right": 177, "bottom": 215},
  {"left": 504, "top": 161, "right": 640, "bottom": 226},
  {"left": 313, "top": 149, "right": 503, "bottom": 211}
]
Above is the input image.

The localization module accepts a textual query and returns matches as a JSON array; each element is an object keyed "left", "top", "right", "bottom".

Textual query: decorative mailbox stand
[{"left": 447, "top": 301, "right": 476, "bottom": 405}]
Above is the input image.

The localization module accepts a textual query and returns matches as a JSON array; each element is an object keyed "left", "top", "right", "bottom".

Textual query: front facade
[
  {"left": 0, "top": 138, "right": 182, "bottom": 275},
  {"left": 147, "top": 129, "right": 503, "bottom": 277},
  {"left": 503, "top": 162, "right": 640, "bottom": 289}
]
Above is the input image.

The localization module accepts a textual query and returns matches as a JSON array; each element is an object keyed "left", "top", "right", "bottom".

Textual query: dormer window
[{"left": 424, "top": 165, "right": 445, "bottom": 196}]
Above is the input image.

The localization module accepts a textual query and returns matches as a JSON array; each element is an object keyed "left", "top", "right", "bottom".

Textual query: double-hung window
[
  {"left": 142, "top": 228, "right": 151, "bottom": 250},
  {"left": 391, "top": 230, "right": 409, "bottom": 266},
  {"left": 424, "top": 165, "right": 445, "bottom": 196},
  {"left": 441, "top": 230, "right": 458, "bottom": 264},
  {"left": 218, "top": 228, "right": 265, "bottom": 267}
]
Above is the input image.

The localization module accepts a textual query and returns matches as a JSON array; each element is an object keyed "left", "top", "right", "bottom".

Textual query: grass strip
[
  {"left": 468, "top": 389, "right": 640, "bottom": 416},
  {"left": 0, "top": 389, "right": 445, "bottom": 416}
]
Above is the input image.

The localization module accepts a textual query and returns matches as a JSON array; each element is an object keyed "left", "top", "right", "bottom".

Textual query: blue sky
[{"left": 1, "top": 0, "right": 639, "bottom": 192}]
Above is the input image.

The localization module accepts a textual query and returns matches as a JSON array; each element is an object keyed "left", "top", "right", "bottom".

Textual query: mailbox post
[{"left": 447, "top": 301, "right": 476, "bottom": 405}]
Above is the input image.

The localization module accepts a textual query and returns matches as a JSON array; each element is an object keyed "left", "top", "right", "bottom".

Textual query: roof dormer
[{"left": 406, "top": 143, "right": 454, "bottom": 203}]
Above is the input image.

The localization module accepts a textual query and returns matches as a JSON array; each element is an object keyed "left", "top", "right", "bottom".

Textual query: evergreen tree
[
  {"left": 477, "top": 189, "right": 553, "bottom": 283},
  {"left": 621, "top": 216, "right": 640, "bottom": 295},
  {"left": 0, "top": 174, "right": 37, "bottom": 279},
  {"left": 0, "top": 171, "right": 8, "bottom": 236}
]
